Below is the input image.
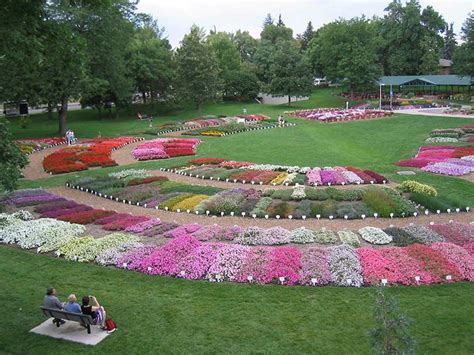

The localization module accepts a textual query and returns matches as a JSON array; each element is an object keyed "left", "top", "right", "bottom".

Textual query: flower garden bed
[
  {"left": 42, "top": 136, "right": 142, "bottom": 174},
  {"left": 396, "top": 145, "right": 474, "bottom": 176},
  {"left": 65, "top": 169, "right": 467, "bottom": 220},
  {"left": 181, "top": 122, "right": 296, "bottom": 137},
  {"left": 16, "top": 137, "right": 66, "bottom": 155},
  {"left": 286, "top": 108, "right": 392, "bottom": 123},
  {"left": 425, "top": 126, "right": 474, "bottom": 143},
  {"left": 1, "top": 197, "right": 473, "bottom": 287},
  {"left": 143, "top": 115, "right": 272, "bottom": 135},
  {"left": 131, "top": 138, "right": 201, "bottom": 161},
  {"left": 170, "top": 159, "right": 388, "bottom": 187}
]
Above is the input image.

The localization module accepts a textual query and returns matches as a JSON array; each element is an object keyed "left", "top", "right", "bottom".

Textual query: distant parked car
[{"left": 314, "top": 77, "right": 329, "bottom": 87}]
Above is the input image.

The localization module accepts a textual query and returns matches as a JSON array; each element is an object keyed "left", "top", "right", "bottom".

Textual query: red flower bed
[
  {"left": 40, "top": 205, "right": 93, "bottom": 218},
  {"left": 253, "top": 171, "right": 281, "bottom": 184},
  {"left": 219, "top": 160, "right": 255, "bottom": 169},
  {"left": 95, "top": 213, "right": 132, "bottom": 225},
  {"left": 127, "top": 176, "right": 168, "bottom": 186},
  {"left": 363, "top": 170, "right": 387, "bottom": 183},
  {"left": 406, "top": 244, "right": 462, "bottom": 283},
  {"left": 42, "top": 137, "right": 139, "bottom": 174},
  {"left": 453, "top": 147, "right": 474, "bottom": 158},
  {"left": 58, "top": 209, "right": 115, "bottom": 224},
  {"left": 229, "top": 169, "right": 262, "bottom": 182},
  {"left": 188, "top": 157, "right": 226, "bottom": 165},
  {"left": 103, "top": 215, "right": 150, "bottom": 231},
  {"left": 396, "top": 159, "right": 431, "bottom": 168},
  {"left": 346, "top": 166, "right": 373, "bottom": 183},
  {"left": 165, "top": 147, "right": 197, "bottom": 157}
]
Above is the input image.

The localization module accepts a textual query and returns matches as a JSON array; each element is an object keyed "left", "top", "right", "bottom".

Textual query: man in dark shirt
[{"left": 43, "top": 287, "right": 65, "bottom": 325}]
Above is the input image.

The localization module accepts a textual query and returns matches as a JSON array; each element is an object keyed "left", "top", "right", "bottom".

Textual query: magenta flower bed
[
  {"left": 40, "top": 205, "right": 92, "bottom": 218},
  {"left": 124, "top": 218, "right": 161, "bottom": 233},
  {"left": 163, "top": 223, "right": 202, "bottom": 238},
  {"left": 428, "top": 223, "right": 474, "bottom": 245},
  {"left": 139, "top": 235, "right": 201, "bottom": 275},
  {"left": 177, "top": 243, "right": 223, "bottom": 279},
  {"left": 357, "top": 248, "right": 399, "bottom": 285},
  {"left": 320, "top": 169, "right": 336, "bottom": 185},
  {"left": 235, "top": 247, "right": 271, "bottom": 284},
  {"left": 116, "top": 246, "right": 158, "bottom": 270},
  {"left": 379, "top": 247, "right": 433, "bottom": 285},
  {"left": 207, "top": 244, "right": 250, "bottom": 281},
  {"left": 396, "top": 159, "right": 431, "bottom": 168},
  {"left": 103, "top": 215, "right": 151, "bottom": 231},
  {"left": 266, "top": 246, "right": 302, "bottom": 285},
  {"left": 300, "top": 247, "right": 332, "bottom": 285},
  {"left": 132, "top": 138, "right": 201, "bottom": 161},
  {"left": 430, "top": 243, "right": 474, "bottom": 281}
]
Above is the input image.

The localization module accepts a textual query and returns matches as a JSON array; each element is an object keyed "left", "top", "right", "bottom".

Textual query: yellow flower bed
[
  {"left": 201, "top": 131, "right": 224, "bottom": 137},
  {"left": 172, "top": 194, "right": 209, "bottom": 211},
  {"left": 270, "top": 172, "right": 288, "bottom": 185}
]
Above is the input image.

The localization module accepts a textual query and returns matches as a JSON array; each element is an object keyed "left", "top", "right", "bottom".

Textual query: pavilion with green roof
[{"left": 378, "top": 75, "right": 473, "bottom": 94}]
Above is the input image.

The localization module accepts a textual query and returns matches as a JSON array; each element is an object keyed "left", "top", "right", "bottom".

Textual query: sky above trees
[{"left": 137, "top": 0, "right": 472, "bottom": 47}]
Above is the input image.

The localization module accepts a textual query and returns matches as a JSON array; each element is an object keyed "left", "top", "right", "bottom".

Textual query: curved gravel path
[
  {"left": 22, "top": 146, "right": 64, "bottom": 180},
  {"left": 48, "top": 186, "right": 473, "bottom": 230}
]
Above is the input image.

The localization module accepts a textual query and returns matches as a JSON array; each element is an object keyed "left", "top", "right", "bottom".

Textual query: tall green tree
[
  {"left": 443, "top": 23, "right": 457, "bottom": 60},
  {"left": 297, "top": 21, "right": 314, "bottom": 51},
  {"left": 380, "top": 0, "right": 446, "bottom": 75},
  {"left": 0, "top": 118, "right": 28, "bottom": 192},
  {"left": 175, "top": 26, "right": 220, "bottom": 112},
  {"left": 453, "top": 12, "right": 474, "bottom": 76},
  {"left": 267, "top": 40, "right": 313, "bottom": 105},
  {"left": 126, "top": 14, "right": 174, "bottom": 104},
  {"left": 263, "top": 13, "right": 274, "bottom": 28},
  {"left": 308, "top": 18, "right": 382, "bottom": 96},
  {"left": 232, "top": 30, "right": 258, "bottom": 63},
  {"left": 370, "top": 287, "right": 415, "bottom": 355}
]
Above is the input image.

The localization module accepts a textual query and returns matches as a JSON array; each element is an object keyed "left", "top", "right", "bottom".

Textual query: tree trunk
[
  {"left": 58, "top": 97, "right": 68, "bottom": 135},
  {"left": 288, "top": 94, "right": 291, "bottom": 106},
  {"left": 142, "top": 91, "right": 147, "bottom": 104},
  {"left": 150, "top": 90, "right": 154, "bottom": 104},
  {"left": 197, "top": 101, "right": 202, "bottom": 116},
  {"left": 47, "top": 102, "right": 54, "bottom": 120}
]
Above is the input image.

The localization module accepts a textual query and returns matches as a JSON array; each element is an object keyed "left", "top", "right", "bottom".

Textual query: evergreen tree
[
  {"left": 263, "top": 13, "right": 274, "bottom": 28},
  {"left": 370, "top": 287, "right": 415, "bottom": 355},
  {"left": 277, "top": 14, "right": 285, "bottom": 27},
  {"left": 443, "top": 23, "right": 457, "bottom": 60},
  {"left": 175, "top": 26, "right": 220, "bottom": 113},
  {"left": 298, "top": 21, "right": 315, "bottom": 51}
]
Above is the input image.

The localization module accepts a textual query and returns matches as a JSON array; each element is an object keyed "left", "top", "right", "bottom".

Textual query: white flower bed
[
  {"left": 313, "top": 228, "right": 338, "bottom": 244},
  {"left": 425, "top": 137, "right": 459, "bottom": 143},
  {"left": 461, "top": 155, "right": 474, "bottom": 162},
  {"left": 95, "top": 241, "right": 144, "bottom": 266},
  {"left": 290, "top": 227, "right": 315, "bottom": 244},
  {"left": 338, "top": 230, "right": 360, "bottom": 247},
  {"left": 291, "top": 185, "right": 306, "bottom": 200},
  {"left": 0, "top": 216, "right": 85, "bottom": 249},
  {"left": 283, "top": 172, "right": 298, "bottom": 184},
  {"left": 358, "top": 227, "right": 392, "bottom": 245},
  {"left": 108, "top": 169, "right": 151, "bottom": 179}
]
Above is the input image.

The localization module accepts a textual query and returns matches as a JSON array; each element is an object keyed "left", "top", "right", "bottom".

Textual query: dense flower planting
[
  {"left": 16, "top": 137, "right": 66, "bottom": 155},
  {"left": 172, "top": 159, "right": 387, "bottom": 186},
  {"left": 42, "top": 137, "right": 140, "bottom": 174},
  {"left": 286, "top": 108, "right": 392, "bottom": 122},
  {"left": 396, "top": 145, "right": 474, "bottom": 176},
  {"left": 132, "top": 138, "right": 200, "bottom": 161}
]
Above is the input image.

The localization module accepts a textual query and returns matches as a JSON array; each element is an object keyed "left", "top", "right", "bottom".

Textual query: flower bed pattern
[
  {"left": 16, "top": 137, "right": 66, "bottom": 155},
  {"left": 2, "top": 190, "right": 473, "bottom": 287},
  {"left": 132, "top": 138, "right": 201, "bottom": 161},
  {"left": 170, "top": 159, "right": 388, "bottom": 186},
  {"left": 396, "top": 145, "right": 474, "bottom": 176},
  {"left": 42, "top": 137, "right": 141, "bottom": 174},
  {"left": 286, "top": 108, "right": 392, "bottom": 123}
]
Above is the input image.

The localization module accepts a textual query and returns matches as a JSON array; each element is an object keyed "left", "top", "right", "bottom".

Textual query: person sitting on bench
[
  {"left": 137, "top": 112, "right": 151, "bottom": 120},
  {"left": 43, "top": 287, "right": 65, "bottom": 325},
  {"left": 82, "top": 295, "right": 107, "bottom": 330},
  {"left": 65, "top": 294, "right": 81, "bottom": 314}
]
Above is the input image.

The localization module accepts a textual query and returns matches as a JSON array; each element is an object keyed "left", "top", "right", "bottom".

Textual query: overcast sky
[{"left": 136, "top": 0, "right": 472, "bottom": 47}]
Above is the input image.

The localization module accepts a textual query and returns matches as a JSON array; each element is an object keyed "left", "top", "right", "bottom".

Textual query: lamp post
[{"left": 379, "top": 83, "right": 385, "bottom": 110}]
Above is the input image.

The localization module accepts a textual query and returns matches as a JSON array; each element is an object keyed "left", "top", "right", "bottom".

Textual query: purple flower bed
[
  {"left": 116, "top": 246, "right": 158, "bottom": 270},
  {"left": 34, "top": 200, "right": 80, "bottom": 213},
  {"left": 142, "top": 222, "right": 181, "bottom": 237},
  {"left": 124, "top": 218, "right": 162, "bottom": 233},
  {"left": 300, "top": 247, "right": 332, "bottom": 285},
  {"left": 9, "top": 193, "right": 65, "bottom": 207},
  {"left": 320, "top": 169, "right": 336, "bottom": 185},
  {"left": 177, "top": 243, "right": 223, "bottom": 279},
  {"left": 207, "top": 244, "right": 250, "bottom": 281},
  {"left": 422, "top": 162, "right": 472, "bottom": 176},
  {"left": 40, "top": 205, "right": 93, "bottom": 218},
  {"left": 327, "top": 245, "right": 364, "bottom": 287}
]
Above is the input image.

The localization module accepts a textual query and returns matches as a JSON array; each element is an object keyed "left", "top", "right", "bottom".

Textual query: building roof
[{"left": 378, "top": 75, "right": 473, "bottom": 86}]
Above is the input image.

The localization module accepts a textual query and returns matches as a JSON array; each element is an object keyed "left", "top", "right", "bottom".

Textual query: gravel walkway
[
  {"left": 48, "top": 186, "right": 473, "bottom": 230},
  {"left": 21, "top": 146, "right": 64, "bottom": 180}
]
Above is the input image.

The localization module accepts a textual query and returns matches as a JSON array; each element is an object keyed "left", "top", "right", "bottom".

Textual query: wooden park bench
[{"left": 41, "top": 307, "right": 95, "bottom": 334}]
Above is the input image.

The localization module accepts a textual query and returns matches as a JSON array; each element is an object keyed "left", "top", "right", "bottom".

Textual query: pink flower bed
[
  {"left": 427, "top": 223, "right": 474, "bottom": 245},
  {"left": 124, "top": 218, "right": 161, "bottom": 233},
  {"left": 396, "top": 145, "right": 474, "bottom": 176},
  {"left": 132, "top": 138, "right": 201, "bottom": 161},
  {"left": 430, "top": 243, "right": 474, "bottom": 281},
  {"left": 163, "top": 223, "right": 202, "bottom": 238},
  {"left": 300, "top": 247, "right": 332, "bottom": 285},
  {"left": 177, "top": 243, "right": 224, "bottom": 279},
  {"left": 116, "top": 246, "right": 158, "bottom": 270},
  {"left": 379, "top": 247, "right": 433, "bottom": 285},
  {"left": 206, "top": 244, "right": 250, "bottom": 281},
  {"left": 287, "top": 108, "right": 391, "bottom": 122},
  {"left": 306, "top": 168, "right": 322, "bottom": 185},
  {"left": 235, "top": 247, "right": 272, "bottom": 284}
]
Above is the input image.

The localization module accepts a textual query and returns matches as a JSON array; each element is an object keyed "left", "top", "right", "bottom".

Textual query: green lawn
[{"left": 1, "top": 247, "right": 473, "bottom": 354}]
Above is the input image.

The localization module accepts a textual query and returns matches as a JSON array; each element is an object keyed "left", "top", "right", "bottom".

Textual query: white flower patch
[
  {"left": 283, "top": 172, "right": 298, "bottom": 184},
  {"left": 95, "top": 241, "right": 144, "bottom": 266},
  {"left": 291, "top": 185, "right": 306, "bottom": 200},
  {"left": 108, "top": 169, "right": 151, "bottom": 179},
  {"left": 0, "top": 217, "right": 85, "bottom": 249},
  {"left": 461, "top": 155, "right": 474, "bottom": 162},
  {"left": 290, "top": 227, "right": 315, "bottom": 244},
  {"left": 358, "top": 227, "right": 392, "bottom": 245},
  {"left": 337, "top": 230, "right": 361, "bottom": 247}
]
